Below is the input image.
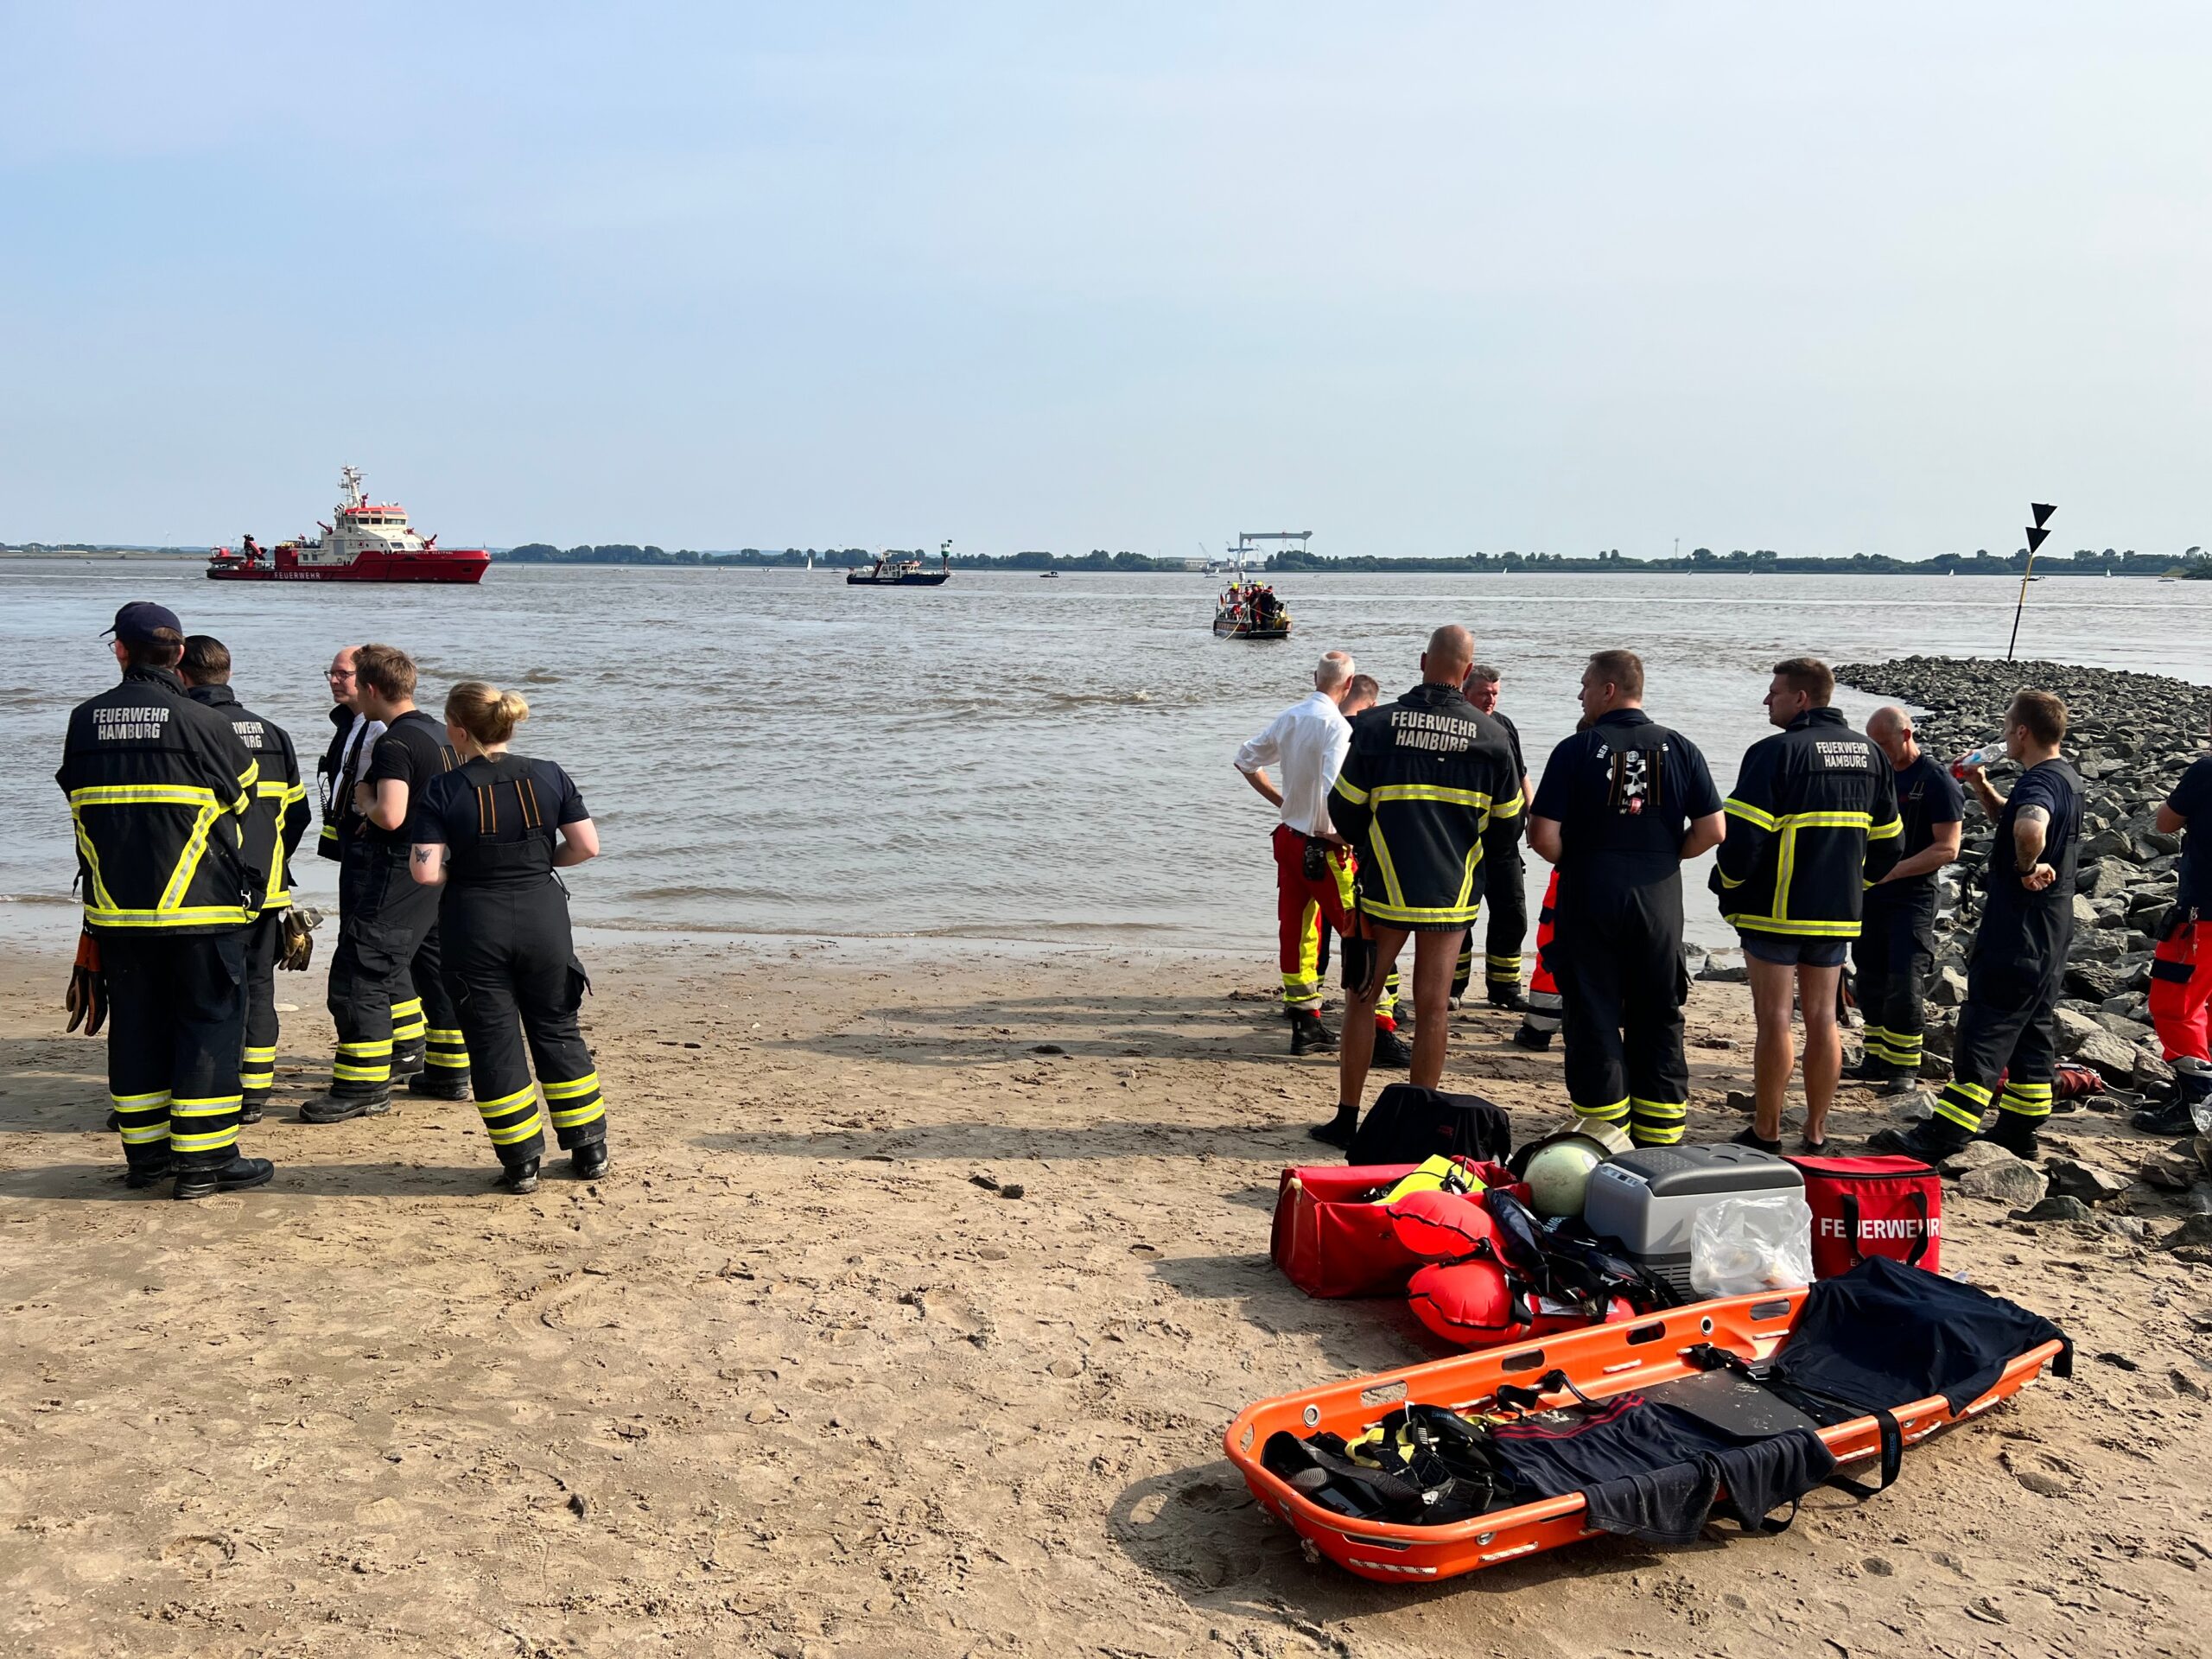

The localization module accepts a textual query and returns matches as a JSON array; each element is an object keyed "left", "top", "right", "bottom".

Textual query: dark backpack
[{"left": 1347, "top": 1084, "right": 1512, "bottom": 1166}]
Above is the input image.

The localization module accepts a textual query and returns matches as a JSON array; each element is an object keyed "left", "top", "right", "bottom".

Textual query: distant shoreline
[{"left": 4, "top": 547, "right": 2205, "bottom": 579}]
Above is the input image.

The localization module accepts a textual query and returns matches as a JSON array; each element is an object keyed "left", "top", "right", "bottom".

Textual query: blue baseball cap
[{"left": 103, "top": 601, "right": 183, "bottom": 646}]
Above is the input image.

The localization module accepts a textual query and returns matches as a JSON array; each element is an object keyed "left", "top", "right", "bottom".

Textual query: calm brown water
[{"left": 6, "top": 561, "right": 2206, "bottom": 953}]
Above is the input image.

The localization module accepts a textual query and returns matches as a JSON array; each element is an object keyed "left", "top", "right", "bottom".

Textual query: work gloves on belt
[
  {"left": 279, "top": 907, "right": 317, "bottom": 972},
  {"left": 64, "top": 929, "right": 106, "bottom": 1035}
]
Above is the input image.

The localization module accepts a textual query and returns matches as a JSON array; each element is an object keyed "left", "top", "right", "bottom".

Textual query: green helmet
[{"left": 1518, "top": 1134, "right": 1614, "bottom": 1219}]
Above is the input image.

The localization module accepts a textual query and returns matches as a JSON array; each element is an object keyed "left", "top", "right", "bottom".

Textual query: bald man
[
  {"left": 1315, "top": 626, "right": 1524, "bottom": 1145},
  {"left": 1851, "top": 706, "right": 1963, "bottom": 1093}
]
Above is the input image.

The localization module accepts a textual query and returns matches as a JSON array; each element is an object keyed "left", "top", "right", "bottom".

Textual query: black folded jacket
[
  {"left": 1491, "top": 1395, "right": 1838, "bottom": 1545},
  {"left": 1768, "top": 1255, "right": 2073, "bottom": 1415}
]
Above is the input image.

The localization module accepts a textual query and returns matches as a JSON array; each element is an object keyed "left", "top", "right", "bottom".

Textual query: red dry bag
[
  {"left": 1271, "top": 1165, "right": 1426, "bottom": 1298},
  {"left": 1785, "top": 1154, "right": 1942, "bottom": 1279}
]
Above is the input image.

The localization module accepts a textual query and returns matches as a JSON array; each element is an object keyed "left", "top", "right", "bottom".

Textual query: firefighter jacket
[
  {"left": 1712, "top": 707, "right": 1902, "bottom": 940},
  {"left": 315, "top": 705, "right": 381, "bottom": 861},
  {"left": 186, "top": 683, "right": 311, "bottom": 911},
  {"left": 56, "top": 666, "right": 263, "bottom": 934},
  {"left": 1330, "top": 682, "right": 1524, "bottom": 929}
]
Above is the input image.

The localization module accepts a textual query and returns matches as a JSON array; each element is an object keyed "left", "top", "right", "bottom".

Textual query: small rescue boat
[{"left": 1214, "top": 576, "right": 1293, "bottom": 639}]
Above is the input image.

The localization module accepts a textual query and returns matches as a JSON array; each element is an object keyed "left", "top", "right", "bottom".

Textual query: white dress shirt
[{"left": 1236, "top": 690, "right": 1352, "bottom": 837}]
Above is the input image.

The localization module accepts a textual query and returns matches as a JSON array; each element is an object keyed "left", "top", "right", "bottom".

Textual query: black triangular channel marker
[
  {"left": 2025, "top": 525, "right": 2050, "bottom": 552},
  {"left": 2031, "top": 503, "right": 2056, "bottom": 528}
]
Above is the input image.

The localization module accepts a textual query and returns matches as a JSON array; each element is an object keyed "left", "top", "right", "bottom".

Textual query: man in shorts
[
  {"left": 1711, "top": 658, "right": 1900, "bottom": 1153},
  {"left": 1313, "top": 626, "right": 1522, "bottom": 1146}
]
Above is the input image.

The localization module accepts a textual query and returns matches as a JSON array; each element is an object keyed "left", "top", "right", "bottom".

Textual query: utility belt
[
  {"left": 1302, "top": 834, "right": 1333, "bottom": 881},
  {"left": 341, "top": 833, "right": 413, "bottom": 867},
  {"left": 1865, "top": 876, "right": 1937, "bottom": 912}
]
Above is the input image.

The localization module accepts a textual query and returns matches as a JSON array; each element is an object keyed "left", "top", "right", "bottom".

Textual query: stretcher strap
[
  {"left": 1821, "top": 1408, "right": 1902, "bottom": 1499},
  {"left": 1686, "top": 1344, "right": 1901, "bottom": 1497}
]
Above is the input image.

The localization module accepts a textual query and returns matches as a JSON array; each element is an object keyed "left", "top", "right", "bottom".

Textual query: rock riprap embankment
[{"left": 1834, "top": 656, "right": 2209, "bottom": 1093}]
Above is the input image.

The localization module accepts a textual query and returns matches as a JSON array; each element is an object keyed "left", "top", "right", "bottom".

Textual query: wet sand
[{"left": 0, "top": 938, "right": 2206, "bottom": 1657}]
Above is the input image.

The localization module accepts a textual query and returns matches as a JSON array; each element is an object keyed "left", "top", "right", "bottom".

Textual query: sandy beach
[{"left": 1, "top": 938, "right": 2208, "bottom": 1658}]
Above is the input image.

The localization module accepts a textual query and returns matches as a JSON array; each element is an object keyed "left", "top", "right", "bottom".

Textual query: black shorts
[{"left": 1738, "top": 931, "right": 1847, "bottom": 970}]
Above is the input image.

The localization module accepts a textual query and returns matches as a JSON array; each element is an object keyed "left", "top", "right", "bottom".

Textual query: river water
[{"left": 5, "top": 561, "right": 2206, "bottom": 956}]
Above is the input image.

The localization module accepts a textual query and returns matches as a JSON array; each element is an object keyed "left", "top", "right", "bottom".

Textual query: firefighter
[
  {"left": 303, "top": 644, "right": 468, "bottom": 1122},
  {"left": 2136, "top": 710, "right": 2212, "bottom": 1135},
  {"left": 1314, "top": 626, "right": 1522, "bottom": 1147},
  {"left": 1527, "top": 651, "right": 1726, "bottom": 1147},
  {"left": 1511, "top": 868, "right": 1565, "bottom": 1050},
  {"left": 1453, "top": 665, "right": 1533, "bottom": 1010},
  {"left": 314, "top": 646, "right": 378, "bottom": 866},
  {"left": 409, "top": 682, "right": 606, "bottom": 1193},
  {"left": 1234, "top": 653, "right": 1409, "bottom": 1065},
  {"left": 1849, "top": 707, "right": 1964, "bottom": 1095},
  {"left": 1713, "top": 658, "right": 1901, "bottom": 1154},
  {"left": 55, "top": 602, "right": 275, "bottom": 1198},
  {"left": 1875, "top": 690, "right": 2082, "bottom": 1160},
  {"left": 179, "top": 636, "right": 310, "bottom": 1124}
]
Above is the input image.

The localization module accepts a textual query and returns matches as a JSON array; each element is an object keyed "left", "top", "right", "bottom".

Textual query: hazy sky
[{"left": 3, "top": 5, "right": 2207, "bottom": 555}]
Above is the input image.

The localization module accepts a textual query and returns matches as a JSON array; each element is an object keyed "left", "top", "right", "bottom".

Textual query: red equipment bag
[
  {"left": 1785, "top": 1154, "right": 1942, "bottom": 1279},
  {"left": 1272, "top": 1165, "right": 1427, "bottom": 1298}
]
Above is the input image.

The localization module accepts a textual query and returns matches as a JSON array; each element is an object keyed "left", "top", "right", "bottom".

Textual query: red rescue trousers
[
  {"left": 1272, "top": 823, "right": 1396, "bottom": 1027},
  {"left": 2150, "top": 913, "right": 2212, "bottom": 1065}
]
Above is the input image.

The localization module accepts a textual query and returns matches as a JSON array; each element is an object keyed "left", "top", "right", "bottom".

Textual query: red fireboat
[{"left": 207, "top": 466, "right": 490, "bottom": 584}]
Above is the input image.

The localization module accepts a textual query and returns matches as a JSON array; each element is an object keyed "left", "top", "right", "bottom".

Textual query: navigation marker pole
[{"left": 2007, "top": 503, "right": 2058, "bottom": 662}]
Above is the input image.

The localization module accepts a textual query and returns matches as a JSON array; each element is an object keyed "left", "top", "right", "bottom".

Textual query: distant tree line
[
  {"left": 494, "top": 543, "right": 1197, "bottom": 570},
  {"left": 1267, "top": 545, "right": 2210, "bottom": 576},
  {"left": 474, "top": 541, "right": 2212, "bottom": 576}
]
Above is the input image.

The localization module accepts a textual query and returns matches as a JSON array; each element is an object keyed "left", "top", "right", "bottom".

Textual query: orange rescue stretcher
[{"left": 1223, "top": 1287, "right": 2067, "bottom": 1584}]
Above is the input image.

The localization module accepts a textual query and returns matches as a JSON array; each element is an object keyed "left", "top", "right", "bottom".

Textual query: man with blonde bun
[{"left": 411, "top": 681, "right": 607, "bottom": 1192}]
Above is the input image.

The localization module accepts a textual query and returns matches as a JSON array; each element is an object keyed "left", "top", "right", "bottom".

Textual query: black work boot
[
  {"left": 2137, "top": 1067, "right": 2212, "bottom": 1136},
  {"left": 496, "top": 1159, "right": 541, "bottom": 1195},
  {"left": 1309, "top": 1103, "right": 1359, "bottom": 1150},
  {"left": 1975, "top": 1112, "right": 2042, "bottom": 1160},
  {"left": 1510, "top": 1022, "right": 1554, "bottom": 1052},
  {"left": 1487, "top": 987, "right": 1529, "bottom": 1013},
  {"left": 300, "top": 1086, "right": 391, "bottom": 1123},
  {"left": 407, "top": 1073, "right": 472, "bottom": 1101},
  {"left": 2132, "top": 1096, "right": 2199, "bottom": 1136},
  {"left": 571, "top": 1141, "right": 610, "bottom": 1180},
  {"left": 1370, "top": 1026, "right": 1411, "bottom": 1069},
  {"left": 1868, "top": 1116, "right": 1974, "bottom": 1161},
  {"left": 174, "top": 1157, "right": 276, "bottom": 1200},
  {"left": 240, "top": 1092, "right": 269, "bottom": 1125},
  {"left": 392, "top": 1046, "right": 426, "bottom": 1080},
  {"left": 1289, "top": 1012, "right": 1338, "bottom": 1056},
  {"left": 123, "top": 1160, "right": 175, "bottom": 1190}
]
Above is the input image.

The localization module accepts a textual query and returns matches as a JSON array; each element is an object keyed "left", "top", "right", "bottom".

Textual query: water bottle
[{"left": 1950, "top": 741, "right": 2004, "bottom": 780}]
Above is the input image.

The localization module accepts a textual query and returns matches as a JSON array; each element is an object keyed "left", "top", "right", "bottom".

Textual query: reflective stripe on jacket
[
  {"left": 1330, "top": 682, "right": 1523, "bottom": 928},
  {"left": 1712, "top": 707, "right": 1901, "bottom": 938},
  {"left": 57, "top": 666, "right": 262, "bottom": 932},
  {"left": 187, "top": 683, "right": 311, "bottom": 910}
]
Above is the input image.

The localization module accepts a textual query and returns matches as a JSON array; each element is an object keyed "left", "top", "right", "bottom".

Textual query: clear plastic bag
[{"left": 1689, "top": 1193, "right": 1815, "bottom": 1298}]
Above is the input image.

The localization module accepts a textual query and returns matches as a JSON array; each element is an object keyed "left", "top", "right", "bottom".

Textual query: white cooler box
[{"left": 1583, "top": 1144, "right": 1804, "bottom": 1300}]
